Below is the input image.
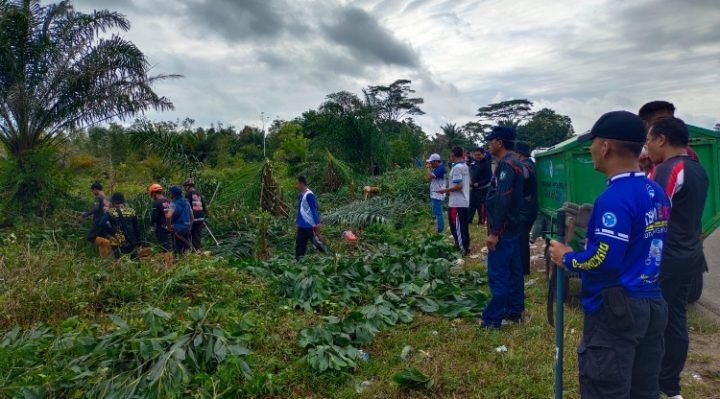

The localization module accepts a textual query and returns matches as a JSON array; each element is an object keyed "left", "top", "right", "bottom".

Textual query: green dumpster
[
  {"left": 535, "top": 124, "right": 720, "bottom": 238},
  {"left": 535, "top": 124, "right": 720, "bottom": 305}
]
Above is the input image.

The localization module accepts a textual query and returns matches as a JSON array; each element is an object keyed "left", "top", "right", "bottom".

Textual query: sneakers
[{"left": 665, "top": 395, "right": 683, "bottom": 399}]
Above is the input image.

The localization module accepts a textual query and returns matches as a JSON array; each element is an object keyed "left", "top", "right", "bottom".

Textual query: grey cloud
[
  {"left": 323, "top": 7, "right": 420, "bottom": 67},
  {"left": 182, "top": 0, "right": 306, "bottom": 41}
]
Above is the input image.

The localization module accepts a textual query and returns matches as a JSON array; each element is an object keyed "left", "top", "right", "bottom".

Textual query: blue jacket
[
  {"left": 296, "top": 189, "right": 320, "bottom": 229},
  {"left": 562, "top": 172, "right": 671, "bottom": 314},
  {"left": 170, "top": 197, "right": 192, "bottom": 233}
]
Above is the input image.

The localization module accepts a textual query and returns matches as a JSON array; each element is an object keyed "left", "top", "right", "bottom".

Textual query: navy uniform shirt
[
  {"left": 562, "top": 172, "right": 671, "bottom": 314},
  {"left": 486, "top": 153, "right": 525, "bottom": 237}
]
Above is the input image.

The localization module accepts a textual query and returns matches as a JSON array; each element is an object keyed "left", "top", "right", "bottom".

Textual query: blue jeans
[
  {"left": 482, "top": 234, "right": 524, "bottom": 327},
  {"left": 431, "top": 199, "right": 444, "bottom": 233}
]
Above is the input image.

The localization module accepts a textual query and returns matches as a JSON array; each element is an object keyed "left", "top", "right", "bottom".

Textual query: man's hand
[
  {"left": 549, "top": 240, "right": 572, "bottom": 268},
  {"left": 312, "top": 225, "right": 320, "bottom": 234},
  {"left": 486, "top": 234, "right": 499, "bottom": 251},
  {"left": 435, "top": 188, "right": 447, "bottom": 194}
]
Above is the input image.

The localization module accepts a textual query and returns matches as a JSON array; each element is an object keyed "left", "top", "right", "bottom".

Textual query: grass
[{"left": 2, "top": 217, "right": 720, "bottom": 398}]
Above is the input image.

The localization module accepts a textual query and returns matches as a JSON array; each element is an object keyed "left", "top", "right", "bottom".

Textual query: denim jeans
[{"left": 431, "top": 198, "right": 444, "bottom": 233}]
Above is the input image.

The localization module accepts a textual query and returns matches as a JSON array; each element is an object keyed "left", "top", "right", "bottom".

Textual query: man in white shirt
[{"left": 437, "top": 146, "right": 471, "bottom": 256}]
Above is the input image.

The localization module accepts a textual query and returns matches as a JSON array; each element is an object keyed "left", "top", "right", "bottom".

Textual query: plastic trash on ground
[
  {"left": 495, "top": 345, "right": 508, "bottom": 353},
  {"left": 400, "top": 345, "right": 414, "bottom": 360},
  {"left": 356, "top": 380, "right": 372, "bottom": 393},
  {"left": 342, "top": 230, "right": 357, "bottom": 242}
]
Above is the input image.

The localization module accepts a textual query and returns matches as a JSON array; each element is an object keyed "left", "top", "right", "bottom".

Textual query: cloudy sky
[{"left": 72, "top": 0, "right": 720, "bottom": 135}]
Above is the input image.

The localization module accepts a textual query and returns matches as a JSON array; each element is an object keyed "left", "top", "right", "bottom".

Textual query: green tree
[
  {"left": 363, "top": 79, "right": 424, "bottom": 121},
  {"left": 428, "top": 123, "right": 474, "bottom": 154},
  {"left": 475, "top": 99, "right": 534, "bottom": 128},
  {"left": 0, "top": 0, "right": 176, "bottom": 213},
  {"left": 516, "top": 108, "right": 574, "bottom": 148},
  {"left": 273, "top": 122, "right": 308, "bottom": 165}
]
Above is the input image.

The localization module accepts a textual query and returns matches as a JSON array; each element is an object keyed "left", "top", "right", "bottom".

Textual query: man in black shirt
[
  {"left": 83, "top": 181, "right": 109, "bottom": 244},
  {"left": 148, "top": 183, "right": 171, "bottom": 253},
  {"left": 646, "top": 117, "right": 709, "bottom": 399},
  {"left": 182, "top": 178, "right": 208, "bottom": 251},
  {"left": 97, "top": 192, "right": 143, "bottom": 258},
  {"left": 467, "top": 148, "right": 492, "bottom": 225},
  {"left": 515, "top": 142, "right": 538, "bottom": 275}
]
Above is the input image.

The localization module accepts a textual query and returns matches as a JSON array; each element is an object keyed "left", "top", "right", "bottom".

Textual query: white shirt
[{"left": 448, "top": 162, "right": 470, "bottom": 208}]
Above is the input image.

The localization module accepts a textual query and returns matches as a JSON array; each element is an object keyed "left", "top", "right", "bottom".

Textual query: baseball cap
[
  {"left": 484, "top": 125, "right": 517, "bottom": 142},
  {"left": 426, "top": 153, "right": 441, "bottom": 162},
  {"left": 515, "top": 142, "right": 532, "bottom": 157},
  {"left": 578, "top": 111, "right": 646, "bottom": 143}
]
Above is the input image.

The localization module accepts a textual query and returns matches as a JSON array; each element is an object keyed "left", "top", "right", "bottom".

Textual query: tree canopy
[
  {"left": 475, "top": 99, "right": 534, "bottom": 128},
  {"left": 517, "top": 108, "right": 574, "bottom": 149},
  {"left": 0, "top": 0, "right": 178, "bottom": 158}
]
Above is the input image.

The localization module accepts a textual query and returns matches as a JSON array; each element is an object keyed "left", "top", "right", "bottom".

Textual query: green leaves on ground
[
  {"left": 233, "top": 236, "right": 488, "bottom": 372},
  {"left": 0, "top": 306, "right": 251, "bottom": 398},
  {"left": 392, "top": 367, "right": 434, "bottom": 389}
]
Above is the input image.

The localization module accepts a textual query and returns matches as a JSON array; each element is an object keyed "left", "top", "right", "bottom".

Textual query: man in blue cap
[
  {"left": 550, "top": 111, "right": 670, "bottom": 398},
  {"left": 480, "top": 126, "right": 526, "bottom": 328},
  {"left": 167, "top": 185, "right": 193, "bottom": 254}
]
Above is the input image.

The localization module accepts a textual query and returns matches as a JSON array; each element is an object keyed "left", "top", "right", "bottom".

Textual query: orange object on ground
[{"left": 94, "top": 236, "right": 112, "bottom": 258}]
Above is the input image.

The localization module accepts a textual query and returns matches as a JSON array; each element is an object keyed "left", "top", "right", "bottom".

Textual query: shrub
[{"left": 0, "top": 146, "right": 74, "bottom": 218}]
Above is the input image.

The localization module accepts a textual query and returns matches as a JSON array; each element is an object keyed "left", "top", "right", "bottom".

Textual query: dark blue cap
[
  {"left": 169, "top": 186, "right": 183, "bottom": 197},
  {"left": 578, "top": 111, "right": 646, "bottom": 143},
  {"left": 484, "top": 125, "right": 517, "bottom": 142},
  {"left": 515, "top": 141, "right": 532, "bottom": 157}
]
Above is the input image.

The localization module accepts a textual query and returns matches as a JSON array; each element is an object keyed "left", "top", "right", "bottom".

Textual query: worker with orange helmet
[{"left": 148, "top": 183, "right": 171, "bottom": 253}]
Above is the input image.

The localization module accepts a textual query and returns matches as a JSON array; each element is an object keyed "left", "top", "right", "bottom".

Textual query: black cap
[
  {"left": 484, "top": 125, "right": 517, "bottom": 142},
  {"left": 515, "top": 142, "right": 532, "bottom": 157},
  {"left": 578, "top": 111, "right": 646, "bottom": 143},
  {"left": 110, "top": 192, "right": 125, "bottom": 204}
]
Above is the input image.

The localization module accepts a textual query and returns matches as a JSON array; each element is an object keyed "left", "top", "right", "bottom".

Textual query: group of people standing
[
  {"left": 84, "top": 179, "right": 208, "bottom": 262},
  {"left": 425, "top": 125, "right": 539, "bottom": 328},
  {"left": 546, "top": 101, "right": 707, "bottom": 399}
]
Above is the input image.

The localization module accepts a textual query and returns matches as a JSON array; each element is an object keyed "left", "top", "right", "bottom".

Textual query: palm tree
[
  {"left": 0, "top": 0, "right": 178, "bottom": 158},
  {"left": 439, "top": 123, "right": 471, "bottom": 150}
]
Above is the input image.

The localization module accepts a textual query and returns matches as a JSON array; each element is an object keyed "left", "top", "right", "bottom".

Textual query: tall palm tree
[
  {"left": 439, "top": 122, "right": 471, "bottom": 150},
  {"left": 0, "top": 0, "right": 178, "bottom": 158}
]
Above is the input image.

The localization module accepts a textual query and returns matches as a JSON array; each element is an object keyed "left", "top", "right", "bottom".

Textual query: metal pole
[{"left": 555, "top": 265, "right": 565, "bottom": 399}]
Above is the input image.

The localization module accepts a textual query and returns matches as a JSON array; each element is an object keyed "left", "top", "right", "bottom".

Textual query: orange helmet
[{"left": 147, "top": 183, "right": 163, "bottom": 195}]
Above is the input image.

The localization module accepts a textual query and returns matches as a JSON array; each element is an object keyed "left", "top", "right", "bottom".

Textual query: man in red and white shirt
[{"left": 646, "top": 117, "right": 708, "bottom": 399}]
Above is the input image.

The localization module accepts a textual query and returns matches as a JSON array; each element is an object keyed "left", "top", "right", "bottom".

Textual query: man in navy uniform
[
  {"left": 480, "top": 126, "right": 526, "bottom": 328},
  {"left": 515, "top": 141, "right": 538, "bottom": 275},
  {"left": 550, "top": 111, "right": 670, "bottom": 398},
  {"left": 467, "top": 148, "right": 492, "bottom": 225}
]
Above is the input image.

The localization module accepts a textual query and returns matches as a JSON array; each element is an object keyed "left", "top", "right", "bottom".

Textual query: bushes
[{"left": 0, "top": 146, "right": 75, "bottom": 218}]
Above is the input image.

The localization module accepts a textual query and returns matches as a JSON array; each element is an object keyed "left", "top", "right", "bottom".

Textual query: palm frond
[{"left": 323, "top": 195, "right": 421, "bottom": 228}]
